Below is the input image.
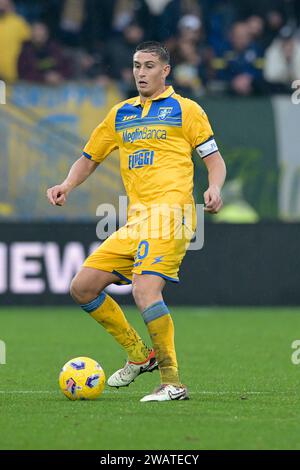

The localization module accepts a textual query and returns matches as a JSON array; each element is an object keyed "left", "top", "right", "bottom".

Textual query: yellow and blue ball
[{"left": 59, "top": 357, "right": 105, "bottom": 400}]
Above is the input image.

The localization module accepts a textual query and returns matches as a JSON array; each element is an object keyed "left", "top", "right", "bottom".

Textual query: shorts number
[{"left": 137, "top": 240, "right": 149, "bottom": 260}]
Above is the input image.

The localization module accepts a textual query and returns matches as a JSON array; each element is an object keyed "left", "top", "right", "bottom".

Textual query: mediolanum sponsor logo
[
  {"left": 123, "top": 127, "right": 167, "bottom": 143},
  {"left": 0, "top": 242, "right": 131, "bottom": 296}
]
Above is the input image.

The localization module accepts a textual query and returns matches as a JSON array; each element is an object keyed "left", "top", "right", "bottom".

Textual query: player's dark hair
[{"left": 135, "top": 41, "right": 170, "bottom": 64}]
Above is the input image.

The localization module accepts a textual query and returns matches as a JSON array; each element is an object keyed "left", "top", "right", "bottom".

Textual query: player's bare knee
[
  {"left": 132, "top": 284, "right": 143, "bottom": 310},
  {"left": 70, "top": 276, "right": 82, "bottom": 303},
  {"left": 132, "top": 284, "right": 160, "bottom": 312},
  {"left": 70, "top": 276, "right": 95, "bottom": 305}
]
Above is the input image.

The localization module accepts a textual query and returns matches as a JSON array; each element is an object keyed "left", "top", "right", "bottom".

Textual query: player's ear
[{"left": 163, "top": 64, "right": 171, "bottom": 79}]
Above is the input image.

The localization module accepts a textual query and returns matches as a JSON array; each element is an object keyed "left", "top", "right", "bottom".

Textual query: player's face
[{"left": 133, "top": 51, "right": 170, "bottom": 98}]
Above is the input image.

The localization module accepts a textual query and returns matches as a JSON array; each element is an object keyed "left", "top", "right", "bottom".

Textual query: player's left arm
[
  {"left": 202, "top": 151, "right": 226, "bottom": 214},
  {"left": 183, "top": 99, "right": 226, "bottom": 214}
]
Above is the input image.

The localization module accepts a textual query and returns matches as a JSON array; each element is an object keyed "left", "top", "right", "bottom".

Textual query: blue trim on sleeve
[
  {"left": 82, "top": 151, "right": 92, "bottom": 160},
  {"left": 140, "top": 270, "right": 179, "bottom": 283}
]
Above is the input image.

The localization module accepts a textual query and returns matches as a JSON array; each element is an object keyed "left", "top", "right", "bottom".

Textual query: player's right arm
[
  {"left": 47, "top": 105, "right": 118, "bottom": 206},
  {"left": 47, "top": 156, "right": 98, "bottom": 206}
]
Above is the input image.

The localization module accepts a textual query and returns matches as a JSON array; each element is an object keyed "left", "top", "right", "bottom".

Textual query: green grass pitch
[{"left": 0, "top": 306, "right": 300, "bottom": 450}]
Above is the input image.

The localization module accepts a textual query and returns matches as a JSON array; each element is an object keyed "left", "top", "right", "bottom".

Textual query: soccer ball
[{"left": 59, "top": 357, "right": 105, "bottom": 400}]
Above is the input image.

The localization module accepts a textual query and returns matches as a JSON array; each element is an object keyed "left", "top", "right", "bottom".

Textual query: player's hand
[
  {"left": 46, "top": 184, "right": 69, "bottom": 206},
  {"left": 204, "top": 185, "right": 223, "bottom": 214}
]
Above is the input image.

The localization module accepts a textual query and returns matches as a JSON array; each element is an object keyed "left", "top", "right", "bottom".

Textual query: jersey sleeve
[
  {"left": 184, "top": 100, "right": 219, "bottom": 158},
  {"left": 83, "top": 106, "right": 118, "bottom": 163},
  {"left": 18, "top": 17, "right": 31, "bottom": 42}
]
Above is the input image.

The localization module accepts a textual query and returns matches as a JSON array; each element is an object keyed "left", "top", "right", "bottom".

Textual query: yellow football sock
[
  {"left": 142, "top": 301, "right": 181, "bottom": 386},
  {"left": 81, "top": 293, "right": 151, "bottom": 363}
]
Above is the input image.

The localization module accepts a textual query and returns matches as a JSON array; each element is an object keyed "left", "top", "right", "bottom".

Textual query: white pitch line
[
  {"left": 0, "top": 391, "right": 59, "bottom": 394},
  {"left": 0, "top": 390, "right": 295, "bottom": 395}
]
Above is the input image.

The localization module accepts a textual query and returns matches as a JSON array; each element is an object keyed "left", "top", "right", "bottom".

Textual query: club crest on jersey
[{"left": 158, "top": 107, "right": 173, "bottom": 120}]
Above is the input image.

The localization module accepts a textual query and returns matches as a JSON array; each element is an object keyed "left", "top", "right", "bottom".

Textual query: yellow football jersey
[{"left": 83, "top": 86, "right": 217, "bottom": 219}]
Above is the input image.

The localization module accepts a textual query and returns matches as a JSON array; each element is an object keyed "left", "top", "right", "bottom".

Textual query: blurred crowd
[{"left": 1, "top": 0, "right": 300, "bottom": 97}]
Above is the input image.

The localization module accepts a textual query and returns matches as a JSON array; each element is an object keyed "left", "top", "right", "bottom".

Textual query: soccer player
[{"left": 47, "top": 41, "right": 226, "bottom": 402}]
